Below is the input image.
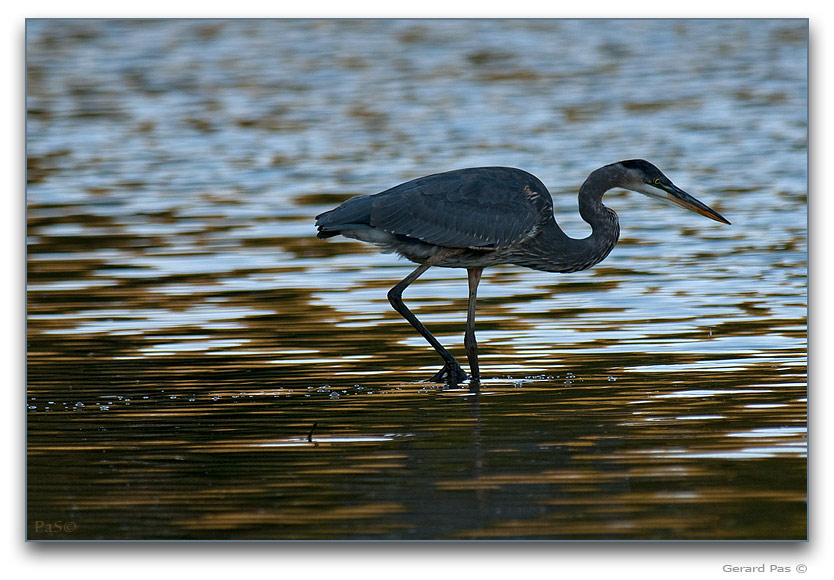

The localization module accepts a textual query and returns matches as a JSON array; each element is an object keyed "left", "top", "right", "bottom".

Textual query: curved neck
[
  {"left": 578, "top": 165, "right": 622, "bottom": 225},
  {"left": 509, "top": 165, "right": 622, "bottom": 273}
]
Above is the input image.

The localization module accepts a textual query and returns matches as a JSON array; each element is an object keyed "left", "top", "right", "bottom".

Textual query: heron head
[{"left": 618, "top": 159, "right": 731, "bottom": 225}]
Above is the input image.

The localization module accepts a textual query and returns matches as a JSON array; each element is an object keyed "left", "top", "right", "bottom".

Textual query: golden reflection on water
[
  {"left": 28, "top": 362, "right": 806, "bottom": 539},
  {"left": 27, "top": 19, "right": 806, "bottom": 540}
]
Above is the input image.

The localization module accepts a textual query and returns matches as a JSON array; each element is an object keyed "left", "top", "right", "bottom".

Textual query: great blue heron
[{"left": 316, "top": 160, "right": 729, "bottom": 387}]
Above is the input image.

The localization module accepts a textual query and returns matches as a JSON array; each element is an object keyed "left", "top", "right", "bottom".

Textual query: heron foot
[{"left": 430, "top": 363, "right": 468, "bottom": 387}]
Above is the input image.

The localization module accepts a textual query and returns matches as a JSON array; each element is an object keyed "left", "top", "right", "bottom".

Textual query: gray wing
[
  {"left": 315, "top": 193, "right": 377, "bottom": 238},
  {"left": 321, "top": 167, "right": 554, "bottom": 249}
]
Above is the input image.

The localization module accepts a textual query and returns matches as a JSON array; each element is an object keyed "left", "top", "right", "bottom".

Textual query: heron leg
[
  {"left": 464, "top": 267, "right": 483, "bottom": 388},
  {"left": 387, "top": 263, "right": 467, "bottom": 386}
]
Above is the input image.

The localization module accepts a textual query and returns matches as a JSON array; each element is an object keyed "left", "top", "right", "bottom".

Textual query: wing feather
[{"left": 369, "top": 167, "right": 553, "bottom": 249}]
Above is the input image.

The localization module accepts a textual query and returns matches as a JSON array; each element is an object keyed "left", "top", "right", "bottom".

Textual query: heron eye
[{"left": 653, "top": 178, "right": 662, "bottom": 185}]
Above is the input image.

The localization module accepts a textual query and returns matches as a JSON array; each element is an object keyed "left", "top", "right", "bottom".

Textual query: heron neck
[
  {"left": 574, "top": 167, "right": 621, "bottom": 269},
  {"left": 518, "top": 218, "right": 619, "bottom": 273},
  {"left": 508, "top": 168, "right": 621, "bottom": 274}
]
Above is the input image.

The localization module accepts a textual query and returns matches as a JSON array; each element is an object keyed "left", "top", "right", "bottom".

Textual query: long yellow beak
[{"left": 666, "top": 184, "right": 731, "bottom": 225}]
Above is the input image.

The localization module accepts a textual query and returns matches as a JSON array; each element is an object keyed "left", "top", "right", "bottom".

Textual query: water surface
[{"left": 26, "top": 19, "right": 807, "bottom": 540}]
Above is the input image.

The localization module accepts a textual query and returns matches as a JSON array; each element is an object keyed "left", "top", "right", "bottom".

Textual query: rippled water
[{"left": 26, "top": 19, "right": 807, "bottom": 540}]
